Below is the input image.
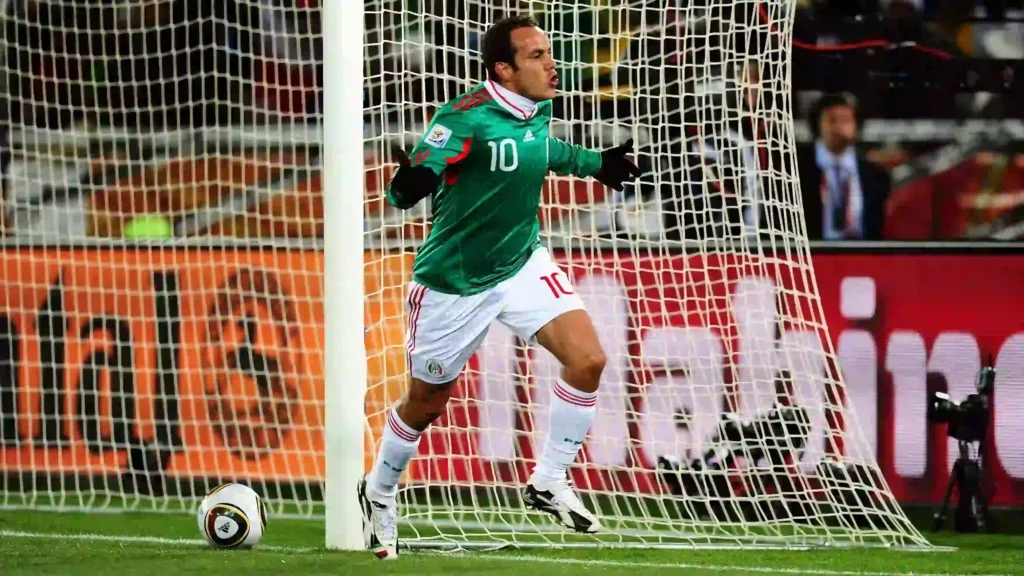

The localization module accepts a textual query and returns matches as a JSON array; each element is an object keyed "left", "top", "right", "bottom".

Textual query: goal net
[{"left": 0, "top": 0, "right": 929, "bottom": 550}]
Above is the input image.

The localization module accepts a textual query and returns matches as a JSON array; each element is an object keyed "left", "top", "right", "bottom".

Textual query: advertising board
[{"left": 1, "top": 248, "right": 1021, "bottom": 505}]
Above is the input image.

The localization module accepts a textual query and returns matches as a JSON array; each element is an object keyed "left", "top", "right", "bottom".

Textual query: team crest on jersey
[
  {"left": 425, "top": 124, "right": 453, "bottom": 149},
  {"left": 425, "top": 359, "right": 445, "bottom": 378}
]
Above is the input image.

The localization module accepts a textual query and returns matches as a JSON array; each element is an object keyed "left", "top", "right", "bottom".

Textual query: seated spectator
[{"left": 798, "top": 93, "right": 891, "bottom": 240}]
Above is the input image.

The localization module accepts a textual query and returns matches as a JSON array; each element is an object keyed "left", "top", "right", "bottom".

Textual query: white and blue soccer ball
[{"left": 197, "top": 482, "right": 267, "bottom": 549}]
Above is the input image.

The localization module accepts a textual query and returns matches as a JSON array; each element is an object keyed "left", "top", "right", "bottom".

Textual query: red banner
[{"left": 408, "top": 251, "right": 1024, "bottom": 506}]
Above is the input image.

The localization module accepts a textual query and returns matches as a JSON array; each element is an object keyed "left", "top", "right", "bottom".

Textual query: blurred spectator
[
  {"left": 2, "top": 0, "right": 1020, "bottom": 241},
  {"left": 798, "top": 93, "right": 891, "bottom": 240},
  {"left": 254, "top": 0, "right": 321, "bottom": 119},
  {"left": 3, "top": 0, "right": 261, "bottom": 131}
]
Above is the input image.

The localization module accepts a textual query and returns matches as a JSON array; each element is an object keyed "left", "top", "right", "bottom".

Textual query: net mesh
[{"left": 0, "top": 0, "right": 929, "bottom": 549}]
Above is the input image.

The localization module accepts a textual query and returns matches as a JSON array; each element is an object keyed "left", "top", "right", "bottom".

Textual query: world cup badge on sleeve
[{"left": 425, "top": 124, "right": 453, "bottom": 149}]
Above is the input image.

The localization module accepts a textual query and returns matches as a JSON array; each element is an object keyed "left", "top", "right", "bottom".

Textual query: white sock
[
  {"left": 367, "top": 408, "right": 422, "bottom": 505},
  {"left": 532, "top": 378, "right": 598, "bottom": 483}
]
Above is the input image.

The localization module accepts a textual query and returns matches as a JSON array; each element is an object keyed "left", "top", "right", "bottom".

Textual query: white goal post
[
  {"left": 0, "top": 0, "right": 931, "bottom": 552},
  {"left": 323, "top": 0, "right": 366, "bottom": 552}
]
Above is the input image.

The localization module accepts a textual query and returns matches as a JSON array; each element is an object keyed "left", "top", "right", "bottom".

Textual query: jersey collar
[{"left": 485, "top": 79, "right": 538, "bottom": 120}]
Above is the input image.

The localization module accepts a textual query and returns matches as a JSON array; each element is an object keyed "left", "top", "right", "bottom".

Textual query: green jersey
[{"left": 386, "top": 81, "right": 603, "bottom": 295}]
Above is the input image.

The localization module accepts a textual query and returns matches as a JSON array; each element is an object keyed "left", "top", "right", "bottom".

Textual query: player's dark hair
[
  {"left": 809, "top": 92, "right": 859, "bottom": 139},
  {"left": 482, "top": 15, "right": 540, "bottom": 81}
]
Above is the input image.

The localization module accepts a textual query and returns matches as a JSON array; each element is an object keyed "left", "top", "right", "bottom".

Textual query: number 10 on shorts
[{"left": 541, "top": 273, "right": 574, "bottom": 298}]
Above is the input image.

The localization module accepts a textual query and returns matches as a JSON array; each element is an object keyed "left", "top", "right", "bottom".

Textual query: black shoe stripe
[
  {"left": 567, "top": 510, "right": 594, "bottom": 533},
  {"left": 358, "top": 481, "right": 372, "bottom": 520}
]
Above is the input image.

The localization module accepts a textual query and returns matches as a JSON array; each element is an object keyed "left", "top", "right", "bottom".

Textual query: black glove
[
  {"left": 387, "top": 147, "right": 439, "bottom": 210},
  {"left": 592, "top": 138, "right": 642, "bottom": 192}
]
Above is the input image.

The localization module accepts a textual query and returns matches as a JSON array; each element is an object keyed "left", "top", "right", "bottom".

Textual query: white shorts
[{"left": 405, "top": 247, "right": 585, "bottom": 384}]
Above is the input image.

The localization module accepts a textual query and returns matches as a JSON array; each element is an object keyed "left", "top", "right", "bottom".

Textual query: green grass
[{"left": 2, "top": 509, "right": 1023, "bottom": 575}]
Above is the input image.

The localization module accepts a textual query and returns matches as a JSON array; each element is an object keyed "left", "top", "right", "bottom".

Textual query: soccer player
[{"left": 358, "top": 15, "right": 642, "bottom": 560}]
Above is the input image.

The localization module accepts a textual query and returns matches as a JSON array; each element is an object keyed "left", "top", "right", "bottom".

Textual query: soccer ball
[{"left": 197, "top": 483, "right": 267, "bottom": 549}]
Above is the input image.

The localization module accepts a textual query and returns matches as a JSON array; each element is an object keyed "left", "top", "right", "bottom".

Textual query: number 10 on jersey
[{"left": 488, "top": 139, "right": 518, "bottom": 172}]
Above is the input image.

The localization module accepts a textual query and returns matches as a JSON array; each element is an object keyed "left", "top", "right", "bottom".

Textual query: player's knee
[
  {"left": 399, "top": 377, "right": 456, "bottom": 430},
  {"left": 577, "top": 349, "right": 607, "bottom": 386}
]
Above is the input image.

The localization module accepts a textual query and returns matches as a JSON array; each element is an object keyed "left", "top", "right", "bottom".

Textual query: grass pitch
[{"left": 2, "top": 509, "right": 1023, "bottom": 575}]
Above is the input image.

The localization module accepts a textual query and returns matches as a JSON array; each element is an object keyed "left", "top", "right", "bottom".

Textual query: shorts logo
[
  {"left": 424, "top": 124, "right": 453, "bottom": 149},
  {"left": 425, "top": 359, "right": 445, "bottom": 378}
]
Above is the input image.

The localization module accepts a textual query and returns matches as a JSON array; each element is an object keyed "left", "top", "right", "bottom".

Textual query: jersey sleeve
[
  {"left": 385, "top": 107, "right": 475, "bottom": 208},
  {"left": 408, "top": 108, "right": 475, "bottom": 174},
  {"left": 547, "top": 137, "right": 603, "bottom": 177}
]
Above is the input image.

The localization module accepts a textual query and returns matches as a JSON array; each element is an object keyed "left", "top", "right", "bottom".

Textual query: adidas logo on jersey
[{"left": 523, "top": 130, "right": 535, "bottom": 142}]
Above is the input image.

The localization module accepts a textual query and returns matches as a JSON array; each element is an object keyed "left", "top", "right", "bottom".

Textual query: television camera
[{"left": 928, "top": 362, "right": 995, "bottom": 533}]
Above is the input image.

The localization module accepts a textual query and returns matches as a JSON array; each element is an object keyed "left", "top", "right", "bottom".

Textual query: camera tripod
[{"left": 932, "top": 439, "right": 991, "bottom": 533}]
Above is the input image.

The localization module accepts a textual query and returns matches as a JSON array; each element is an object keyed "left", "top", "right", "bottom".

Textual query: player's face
[
  {"left": 508, "top": 27, "right": 558, "bottom": 101},
  {"left": 819, "top": 104, "right": 857, "bottom": 154}
]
